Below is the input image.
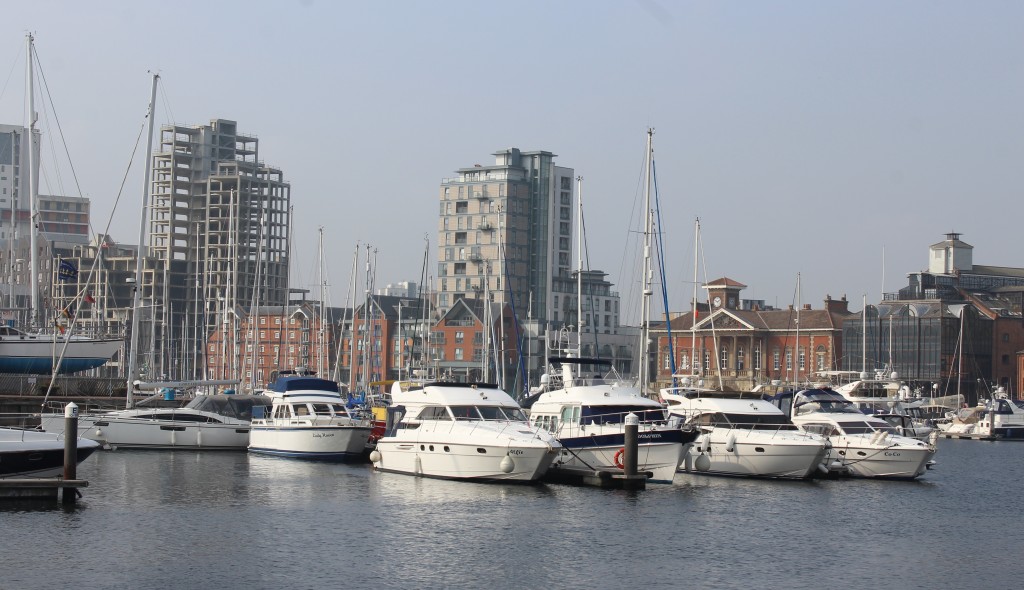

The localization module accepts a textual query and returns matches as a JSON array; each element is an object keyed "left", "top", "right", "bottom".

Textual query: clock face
[{"left": 713, "top": 296, "right": 722, "bottom": 307}]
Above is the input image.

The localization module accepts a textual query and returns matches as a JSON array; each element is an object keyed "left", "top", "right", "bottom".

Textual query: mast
[
  {"left": 317, "top": 227, "right": 326, "bottom": 376},
  {"left": 576, "top": 176, "right": 584, "bottom": 353},
  {"left": 639, "top": 128, "right": 654, "bottom": 396},
  {"left": 346, "top": 243, "right": 358, "bottom": 388},
  {"left": 861, "top": 294, "right": 868, "bottom": 378},
  {"left": 795, "top": 272, "right": 801, "bottom": 385},
  {"left": 25, "top": 34, "right": 40, "bottom": 327},
  {"left": 125, "top": 72, "right": 159, "bottom": 408},
  {"left": 691, "top": 218, "right": 699, "bottom": 378}
]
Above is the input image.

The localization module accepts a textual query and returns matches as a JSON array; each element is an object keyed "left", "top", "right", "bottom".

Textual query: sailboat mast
[
  {"left": 795, "top": 272, "right": 801, "bottom": 385},
  {"left": 861, "top": 294, "right": 867, "bottom": 378},
  {"left": 25, "top": 34, "right": 40, "bottom": 327},
  {"left": 317, "top": 227, "right": 326, "bottom": 376},
  {"left": 346, "top": 243, "right": 358, "bottom": 389},
  {"left": 691, "top": 218, "right": 699, "bottom": 377},
  {"left": 575, "top": 176, "right": 584, "bottom": 352},
  {"left": 126, "top": 72, "right": 159, "bottom": 409},
  {"left": 639, "top": 128, "right": 654, "bottom": 396}
]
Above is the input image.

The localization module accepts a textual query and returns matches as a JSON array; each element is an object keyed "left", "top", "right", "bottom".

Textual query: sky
[{"left": 2, "top": 1, "right": 1022, "bottom": 322}]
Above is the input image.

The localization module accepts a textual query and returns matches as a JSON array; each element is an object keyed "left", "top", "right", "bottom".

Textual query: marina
[{"left": 1, "top": 437, "right": 1021, "bottom": 589}]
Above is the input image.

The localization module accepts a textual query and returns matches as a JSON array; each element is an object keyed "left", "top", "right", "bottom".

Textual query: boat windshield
[
  {"left": 794, "top": 400, "right": 862, "bottom": 416},
  {"left": 185, "top": 395, "right": 270, "bottom": 420},
  {"left": 580, "top": 405, "right": 666, "bottom": 425},
  {"left": 836, "top": 420, "right": 897, "bottom": 435},
  {"left": 696, "top": 412, "right": 798, "bottom": 430},
  {"left": 449, "top": 405, "right": 527, "bottom": 421}
]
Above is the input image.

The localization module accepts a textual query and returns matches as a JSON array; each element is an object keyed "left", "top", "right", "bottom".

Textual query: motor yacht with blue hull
[
  {"left": 0, "top": 428, "right": 101, "bottom": 478},
  {"left": 527, "top": 357, "right": 693, "bottom": 483},
  {"left": 661, "top": 388, "right": 829, "bottom": 480},
  {"left": 773, "top": 388, "right": 937, "bottom": 480},
  {"left": 249, "top": 372, "right": 373, "bottom": 461},
  {"left": 371, "top": 381, "right": 560, "bottom": 482},
  {"left": 40, "top": 394, "right": 268, "bottom": 450}
]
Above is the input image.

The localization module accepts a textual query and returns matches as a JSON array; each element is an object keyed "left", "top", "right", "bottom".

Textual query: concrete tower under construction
[{"left": 146, "top": 119, "right": 290, "bottom": 379}]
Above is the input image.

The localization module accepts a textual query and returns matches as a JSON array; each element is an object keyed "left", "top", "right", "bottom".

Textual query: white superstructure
[{"left": 371, "top": 380, "right": 560, "bottom": 482}]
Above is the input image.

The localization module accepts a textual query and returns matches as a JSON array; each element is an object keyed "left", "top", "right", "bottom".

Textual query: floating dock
[
  {"left": 542, "top": 465, "right": 650, "bottom": 490},
  {"left": 0, "top": 478, "right": 89, "bottom": 501}
]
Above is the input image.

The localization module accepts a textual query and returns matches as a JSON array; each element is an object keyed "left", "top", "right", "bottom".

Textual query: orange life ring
[{"left": 613, "top": 447, "right": 626, "bottom": 470}]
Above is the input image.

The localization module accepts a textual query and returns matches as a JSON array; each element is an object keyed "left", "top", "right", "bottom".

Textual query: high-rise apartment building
[
  {"left": 146, "top": 119, "right": 291, "bottom": 379},
  {"left": 437, "top": 148, "right": 574, "bottom": 327}
]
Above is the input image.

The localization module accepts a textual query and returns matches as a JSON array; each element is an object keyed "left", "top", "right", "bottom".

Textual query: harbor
[{"left": 3, "top": 438, "right": 1021, "bottom": 590}]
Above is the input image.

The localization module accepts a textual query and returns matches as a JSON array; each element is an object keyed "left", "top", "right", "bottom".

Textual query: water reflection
[{"left": 2, "top": 439, "right": 1022, "bottom": 590}]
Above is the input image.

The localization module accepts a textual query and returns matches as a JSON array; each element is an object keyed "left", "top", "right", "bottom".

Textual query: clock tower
[{"left": 704, "top": 277, "right": 746, "bottom": 311}]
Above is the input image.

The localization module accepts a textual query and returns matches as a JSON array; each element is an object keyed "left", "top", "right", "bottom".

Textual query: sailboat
[{"left": 0, "top": 34, "right": 120, "bottom": 375}]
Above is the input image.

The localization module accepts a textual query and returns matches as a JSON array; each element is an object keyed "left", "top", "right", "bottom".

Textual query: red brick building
[{"left": 651, "top": 278, "right": 852, "bottom": 391}]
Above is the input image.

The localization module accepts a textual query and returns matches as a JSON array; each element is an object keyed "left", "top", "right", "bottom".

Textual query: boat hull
[
  {"left": 830, "top": 439, "right": 936, "bottom": 479},
  {"left": 556, "top": 429, "right": 689, "bottom": 483},
  {"left": 249, "top": 425, "right": 373, "bottom": 461},
  {"left": 0, "top": 429, "right": 101, "bottom": 478},
  {"left": 0, "top": 337, "right": 121, "bottom": 374},
  {"left": 373, "top": 439, "right": 556, "bottom": 482},
  {"left": 40, "top": 413, "right": 251, "bottom": 450},
  {"left": 681, "top": 431, "right": 829, "bottom": 480}
]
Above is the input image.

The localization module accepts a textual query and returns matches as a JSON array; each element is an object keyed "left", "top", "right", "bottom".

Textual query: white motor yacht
[
  {"left": 370, "top": 380, "right": 560, "bottom": 482},
  {"left": 0, "top": 427, "right": 101, "bottom": 478},
  {"left": 661, "top": 388, "right": 829, "bottom": 480},
  {"left": 40, "top": 394, "right": 269, "bottom": 450},
  {"left": 249, "top": 371, "right": 373, "bottom": 461},
  {"left": 783, "top": 388, "right": 937, "bottom": 479},
  {"left": 942, "top": 390, "right": 1024, "bottom": 439},
  {"left": 527, "top": 357, "right": 693, "bottom": 483}
]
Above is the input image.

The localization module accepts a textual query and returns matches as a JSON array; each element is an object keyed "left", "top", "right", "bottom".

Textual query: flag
[
  {"left": 54, "top": 319, "right": 65, "bottom": 335},
  {"left": 62, "top": 306, "right": 73, "bottom": 320},
  {"left": 58, "top": 259, "right": 78, "bottom": 281},
  {"left": 84, "top": 292, "right": 96, "bottom": 304}
]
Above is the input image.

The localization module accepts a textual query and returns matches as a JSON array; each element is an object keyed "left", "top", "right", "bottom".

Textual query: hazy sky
[{"left": 3, "top": 1, "right": 1022, "bottom": 321}]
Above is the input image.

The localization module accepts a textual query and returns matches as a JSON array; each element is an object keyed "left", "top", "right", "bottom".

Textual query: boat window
[
  {"left": 293, "top": 404, "right": 310, "bottom": 417},
  {"left": 273, "top": 405, "right": 290, "bottom": 420},
  {"left": 800, "top": 423, "right": 837, "bottom": 437},
  {"left": 449, "top": 406, "right": 480, "bottom": 420},
  {"left": 311, "top": 403, "right": 333, "bottom": 416},
  {"left": 500, "top": 407, "right": 528, "bottom": 422},
  {"left": 836, "top": 421, "right": 896, "bottom": 435},
  {"left": 330, "top": 404, "right": 350, "bottom": 416},
  {"left": 716, "top": 412, "right": 798, "bottom": 430},
  {"left": 580, "top": 405, "right": 666, "bottom": 425},
  {"left": 477, "top": 406, "right": 506, "bottom": 420},
  {"left": 416, "top": 406, "right": 452, "bottom": 421}
]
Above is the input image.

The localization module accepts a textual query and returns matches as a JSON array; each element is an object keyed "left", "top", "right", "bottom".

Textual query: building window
[
  {"left": 753, "top": 346, "right": 761, "bottom": 371},
  {"left": 719, "top": 347, "right": 728, "bottom": 370},
  {"left": 703, "top": 350, "right": 710, "bottom": 371},
  {"left": 455, "top": 331, "right": 464, "bottom": 343},
  {"left": 455, "top": 348, "right": 463, "bottom": 360},
  {"left": 786, "top": 348, "right": 792, "bottom": 371},
  {"left": 773, "top": 349, "right": 780, "bottom": 371},
  {"left": 736, "top": 347, "right": 744, "bottom": 371},
  {"left": 816, "top": 346, "right": 826, "bottom": 371},
  {"left": 680, "top": 352, "right": 689, "bottom": 371},
  {"left": 798, "top": 347, "right": 805, "bottom": 371}
]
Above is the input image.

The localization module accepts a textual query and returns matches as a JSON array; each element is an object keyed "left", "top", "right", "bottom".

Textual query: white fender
[
  {"left": 697, "top": 434, "right": 711, "bottom": 453},
  {"left": 725, "top": 432, "right": 737, "bottom": 453}
]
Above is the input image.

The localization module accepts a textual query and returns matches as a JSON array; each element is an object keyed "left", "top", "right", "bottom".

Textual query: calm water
[{"left": 3, "top": 439, "right": 1021, "bottom": 590}]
